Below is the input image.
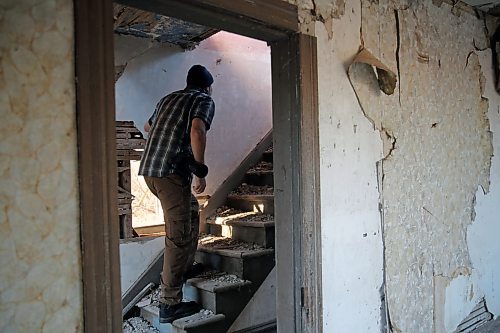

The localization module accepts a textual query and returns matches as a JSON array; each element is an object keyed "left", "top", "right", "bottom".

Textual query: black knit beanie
[{"left": 186, "top": 65, "right": 214, "bottom": 88}]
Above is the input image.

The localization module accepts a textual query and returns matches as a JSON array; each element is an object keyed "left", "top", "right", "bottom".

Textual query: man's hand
[{"left": 193, "top": 177, "right": 206, "bottom": 194}]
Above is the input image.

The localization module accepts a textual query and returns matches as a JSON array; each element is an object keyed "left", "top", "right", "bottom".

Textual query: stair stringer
[
  {"left": 228, "top": 267, "right": 277, "bottom": 332},
  {"left": 199, "top": 130, "right": 273, "bottom": 232}
]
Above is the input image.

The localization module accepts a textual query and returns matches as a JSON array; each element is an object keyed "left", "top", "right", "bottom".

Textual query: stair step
[
  {"left": 244, "top": 170, "right": 274, "bottom": 186},
  {"left": 140, "top": 305, "right": 226, "bottom": 333},
  {"left": 196, "top": 236, "right": 275, "bottom": 285},
  {"left": 226, "top": 194, "right": 274, "bottom": 215},
  {"left": 172, "top": 311, "right": 226, "bottom": 333},
  {"left": 262, "top": 150, "right": 273, "bottom": 163},
  {"left": 183, "top": 273, "right": 253, "bottom": 331},
  {"left": 231, "top": 184, "right": 274, "bottom": 196},
  {"left": 248, "top": 161, "right": 273, "bottom": 172},
  {"left": 207, "top": 209, "right": 274, "bottom": 248}
]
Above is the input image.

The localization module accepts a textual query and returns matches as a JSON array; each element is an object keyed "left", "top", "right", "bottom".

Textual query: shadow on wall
[{"left": 114, "top": 31, "right": 272, "bottom": 196}]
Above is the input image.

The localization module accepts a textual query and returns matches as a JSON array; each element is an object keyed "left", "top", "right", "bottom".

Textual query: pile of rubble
[
  {"left": 123, "top": 317, "right": 159, "bottom": 333},
  {"left": 230, "top": 184, "right": 274, "bottom": 196},
  {"left": 248, "top": 161, "right": 273, "bottom": 173}
]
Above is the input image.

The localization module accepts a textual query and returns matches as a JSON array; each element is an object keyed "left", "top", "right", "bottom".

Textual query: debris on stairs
[
  {"left": 123, "top": 144, "right": 276, "bottom": 332},
  {"left": 123, "top": 317, "right": 159, "bottom": 333}
]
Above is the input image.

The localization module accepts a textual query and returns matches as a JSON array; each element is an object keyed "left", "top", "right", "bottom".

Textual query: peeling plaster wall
[
  {"left": 0, "top": 1, "right": 82, "bottom": 332},
  {"left": 287, "top": 0, "right": 499, "bottom": 331},
  {"left": 344, "top": 1, "right": 497, "bottom": 332},
  {"left": 115, "top": 32, "right": 272, "bottom": 197},
  {"left": 437, "top": 48, "right": 500, "bottom": 333}
]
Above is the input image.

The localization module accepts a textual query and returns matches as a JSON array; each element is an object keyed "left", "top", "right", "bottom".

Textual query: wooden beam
[
  {"left": 298, "top": 33, "right": 322, "bottom": 333},
  {"left": 199, "top": 131, "right": 273, "bottom": 233},
  {"left": 271, "top": 33, "right": 322, "bottom": 333},
  {"left": 74, "top": 0, "right": 122, "bottom": 331},
  {"left": 115, "top": 0, "right": 298, "bottom": 41},
  {"left": 271, "top": 35, "right": 301, "bottom": 333}
]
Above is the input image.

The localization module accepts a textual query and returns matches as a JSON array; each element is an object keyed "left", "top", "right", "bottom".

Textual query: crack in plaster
[
  {"left": 394, "top": 9, "right": 402, "bottom": 106},
  {"left": 347, "top": 1, "right": 494, "bottom": 332}
]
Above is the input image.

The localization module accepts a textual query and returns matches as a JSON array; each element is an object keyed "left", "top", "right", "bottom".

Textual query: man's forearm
[{"left": 191, "top": 127, "right": 206, "bottom": 164}]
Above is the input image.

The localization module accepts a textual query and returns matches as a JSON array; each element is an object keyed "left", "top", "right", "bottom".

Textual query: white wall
[
  {"left": 312, "top": 0, "right": 500, "bottom": 332},
  {"left": 316, "top": 2, "right": 385, "bottom": 331},
  {"left": 115, "top": 32, "right": 272, "bottom": 196}
]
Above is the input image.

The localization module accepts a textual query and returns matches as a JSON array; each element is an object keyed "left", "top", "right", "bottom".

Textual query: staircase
[{"left": 132, "top": 147, "right": 276, "bottom": 333}]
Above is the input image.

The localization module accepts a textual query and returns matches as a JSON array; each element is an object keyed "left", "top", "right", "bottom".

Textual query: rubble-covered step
[
  {"left": 140, "top": 305, "right": 226, "bottom": 333},
  {"left": 196, "top": 235, "right": 275, "bottom": 285},
  {"left": 184, "top": 273, "right": 253, "bottom": 324},
  {"left": 231, "top": 184, "right": 274, "bottom": 196},
  {"left": 262, "top": 147, "right": 273, "bottom": 163},
  {"left": 227, "top": 185, "right": 274, "bottom": 214},
  {"left": 123, "top": 316, "right": 159, "bottom": 333},
  {"left": 226, "top": 194, "right": 274, "bottom": 215},
  {"left": 207, "top": 208, "right": 275, "bottom": 247},
  {"left": 244, "top": 171, "right": 273, "bottom": 187}
]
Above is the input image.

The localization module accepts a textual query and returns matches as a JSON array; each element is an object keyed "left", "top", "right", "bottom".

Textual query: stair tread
[
  {"left": 141, "top": 304, "right": 225, "bottom": 330},
  {"left": 227, "top": 193, "right": 274, "bottom": 199},
  {"left": 247, "top": 161, "right": 273, "bottom": 173},
  {"left": 173, "top": 311, "right": 225, "bottom": 329},
  {"left": 186, "top": 272, "right": 252, "bottom": 292},
  {"left": 198, "top": 245, "right": 274, "bottom": 258},
  {"left": 198, "top": 235, "right": 274, "bottom": 258},
  {"left": 207, "top": 207, "right": 274, "bottom": 227},
  {"left": 246, "top": 169, "right": 273, "bottom": 175},
  {"left": 230, "top": 184, "right": 274, "bottom": 196},
  {"left": 207, "top": 219, "right": 274, "bottom": 228}
]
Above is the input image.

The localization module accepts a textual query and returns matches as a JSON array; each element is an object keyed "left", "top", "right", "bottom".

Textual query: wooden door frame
[{"left": 74, "top": 0, "right": 322, "bottom": 332}]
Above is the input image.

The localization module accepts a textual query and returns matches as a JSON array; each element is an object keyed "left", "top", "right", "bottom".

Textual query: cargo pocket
[{"left": 166, "top": 219, "right": 192, "bottom": 248}]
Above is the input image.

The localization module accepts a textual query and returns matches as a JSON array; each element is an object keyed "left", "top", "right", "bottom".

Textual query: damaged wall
[
  {"left": 341, "top": 1, "right": 497, "bottom": 332},
  {"left": 435, "top": 48, "right": 500, "bottom": 332},
  {"left": 2, "top": 0, "right": 498, "bottom": 332},
  {"left": 0, "top": 0, "right": 82, "bottom": 332},
  {"left": 315, "top": 1, "right": 385, "bottom": 332},
  {"left": 115, "top": 31, "right": 272, "bottom": 197}
]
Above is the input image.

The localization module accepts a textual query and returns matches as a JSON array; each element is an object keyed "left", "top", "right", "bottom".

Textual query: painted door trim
[{"left": 75, "top": 1, "right": 321, "bottom": 332}]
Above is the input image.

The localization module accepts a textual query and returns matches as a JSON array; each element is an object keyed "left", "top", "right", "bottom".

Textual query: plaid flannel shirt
[{"left": 139, "top": 88, "right": 215, "bottom": 178}]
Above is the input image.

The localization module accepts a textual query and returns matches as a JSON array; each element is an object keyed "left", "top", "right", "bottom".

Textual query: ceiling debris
[
  {"left": 113, "top": 4, "right": 219, "bottom": 49},
  {"left": 461, "top": 0, "right": 500, "bottom": 13}
]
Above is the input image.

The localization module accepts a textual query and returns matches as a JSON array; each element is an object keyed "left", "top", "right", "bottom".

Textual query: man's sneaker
[{"left": 159, "top": 301, "right": 201, "bottom": 324}]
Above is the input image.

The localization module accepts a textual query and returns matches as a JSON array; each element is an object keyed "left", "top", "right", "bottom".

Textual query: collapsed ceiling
[
  {"left": 461, "top": 0, "right": 500, "bottom": 15},
  {"left": 113, "top": 4, "right": 219, "bottom": 49},
  {"left": 113, "top": 2, "right": 500, "bottom": 50}
]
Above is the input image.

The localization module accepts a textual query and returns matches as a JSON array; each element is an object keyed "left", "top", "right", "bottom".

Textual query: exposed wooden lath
[
  {"left": 455, "top": 298, "right": 493, "bottom": 333},
  {"left": 113, "top": 4, "right": 219, "bottom": 49}
]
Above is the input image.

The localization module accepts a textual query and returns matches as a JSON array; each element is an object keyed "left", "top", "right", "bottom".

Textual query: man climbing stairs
[{"left": 124, "top": 146, "right": 276, "bottom": 333}]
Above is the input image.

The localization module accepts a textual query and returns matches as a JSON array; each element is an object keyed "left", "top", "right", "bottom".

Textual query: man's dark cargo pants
[{"left": 144, "top": 174, "right": 199, "bottom": 305}]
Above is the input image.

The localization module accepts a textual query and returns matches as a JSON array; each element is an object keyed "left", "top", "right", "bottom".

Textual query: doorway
[{"left": 74, "top": 1, "right": 321, "bottom": 332}]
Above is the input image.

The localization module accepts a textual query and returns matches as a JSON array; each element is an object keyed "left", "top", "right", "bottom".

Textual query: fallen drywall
[{"left": 347, "top": 1, "right": 495, "bottom": 332}]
